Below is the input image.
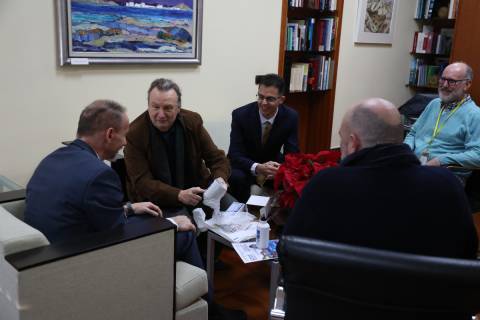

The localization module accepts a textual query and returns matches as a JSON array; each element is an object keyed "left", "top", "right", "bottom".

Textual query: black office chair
[{"left": 276, "top": 236, "right": 480, "bottom": 320}]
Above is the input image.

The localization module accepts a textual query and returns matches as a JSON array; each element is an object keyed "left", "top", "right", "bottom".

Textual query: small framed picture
[{"left": 354, "top": 0, "right": 398, "bottom": 44}]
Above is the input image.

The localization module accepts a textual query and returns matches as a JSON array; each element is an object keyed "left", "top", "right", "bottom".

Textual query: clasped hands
[
  {"left": 256, "top": 161, "right": 281, "bottom": 180},
  {"left": 425, "top": 157, "right": 441, "bottom": 166}
]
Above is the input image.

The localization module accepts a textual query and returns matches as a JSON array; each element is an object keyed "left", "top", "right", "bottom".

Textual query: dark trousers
[{"left": 228, "top": 168, "right": 254, "bottom": 203}]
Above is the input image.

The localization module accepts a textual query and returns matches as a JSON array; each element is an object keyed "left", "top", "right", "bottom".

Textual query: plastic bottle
[{"left": 256, "top": 218, "right": 270, "bottom": 249}]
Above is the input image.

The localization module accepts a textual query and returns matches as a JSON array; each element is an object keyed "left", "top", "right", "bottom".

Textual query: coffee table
[{"left": 206, "top": 227, "right": 281, "bottom": 319}]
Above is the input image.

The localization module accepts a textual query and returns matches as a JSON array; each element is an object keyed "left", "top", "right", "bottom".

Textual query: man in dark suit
[
  {"left": 284, "top": 98, "right": 478, "bottom": 259},
  {"left": 24, "top": 100, "right": 201, "bottom": 267},
  {"left": 228, "top": 74, "right": 299, "bottom": 202}
]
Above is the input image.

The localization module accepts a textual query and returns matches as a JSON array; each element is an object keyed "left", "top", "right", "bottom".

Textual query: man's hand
[
  {"left": 256, "top": 161, "right": 281, "bottom": 180},
  {"left": 426, "top": 157, "right": 441, "bottom": 167},
  {"left": 178, "top": 187, "right": 205, "bottom": 206},
  {"left": 132, "top": 202, "right": 162, "bottom": 217},
  {"left": 171, "top": 215, "right": 196, "bottom": 232}
]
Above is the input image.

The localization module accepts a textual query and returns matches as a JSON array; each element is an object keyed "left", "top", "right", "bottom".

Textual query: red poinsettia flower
[{"left": 274, "top": 150, "right": 340, "bottom": 208}]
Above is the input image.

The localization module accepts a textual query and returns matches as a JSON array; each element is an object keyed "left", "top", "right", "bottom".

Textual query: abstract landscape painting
[{"left": 57, "top": 0, "right": 202, "bottom": 64}]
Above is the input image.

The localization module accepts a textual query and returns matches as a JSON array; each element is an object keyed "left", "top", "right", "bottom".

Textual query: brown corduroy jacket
[{"left": 124, "top": 109, "right": 230, "bottom": 207}]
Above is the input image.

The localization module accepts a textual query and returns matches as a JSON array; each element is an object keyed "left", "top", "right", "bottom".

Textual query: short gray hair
[
  {"left": 148, "top": 78, "right": 182, "bottom": 106},
  {"left": 350, "top": 106, "right": 403, "bottom": 148},
  {"left": 77, "top": 100, "right": 126, "bottom": 137}
]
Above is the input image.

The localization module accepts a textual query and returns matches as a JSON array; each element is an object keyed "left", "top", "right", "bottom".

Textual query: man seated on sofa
[
  {"left": 284, "top": 98, "right": 478, "bottom": 259},
  {"left": 404, "top": 62, "right": 480, "bottom": 183},
  {"left": 228, "top": 74, "right": 299, "bottom": 202},
  {"left": 25, "top": 99, "right": 246, "bottom": 320},
  {"left": 24, "top": 100, "right": 202, "bottom": 268},
  {"left": 124, "top": 78, "right": 234, "bottom": 216}
]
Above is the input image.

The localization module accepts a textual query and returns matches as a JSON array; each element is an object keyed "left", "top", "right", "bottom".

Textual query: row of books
[
  {"left": 414, "top": 0, "right": 459, "bottom": 19},
  {"left": 286, "top": 18, "right": 335, "bottom": 51},
  {"left": 289, "top": 56, "right": 334, "bottom": 92},
  {"left": 289, "top": 0, "right": 337, "bottom": 11},
  {"left": 411, "top": 27, "right": 453, "bottom": 55},
  {"left": 408, "top": 57, "right": 448, "bottom": 88}
]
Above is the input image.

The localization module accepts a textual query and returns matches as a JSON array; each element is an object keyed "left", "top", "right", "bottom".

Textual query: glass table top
[{"left": 0, "top": 175, "right": 25, "bottom": 203}]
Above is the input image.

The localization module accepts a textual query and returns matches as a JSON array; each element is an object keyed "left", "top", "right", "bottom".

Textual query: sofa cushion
[
  {"left": 0, "top": 205, "right": 49, "bottom": 256},
  {"left": 175, "top": 298, "right": 208, "bottom": 320},
  {"left": 176, "top": 261, "right": 208, "bottom": 310}
]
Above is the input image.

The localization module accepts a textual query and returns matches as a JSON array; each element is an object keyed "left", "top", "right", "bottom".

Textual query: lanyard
[{"left": 427, "top": 97, "right": 466, "bottom": 146}]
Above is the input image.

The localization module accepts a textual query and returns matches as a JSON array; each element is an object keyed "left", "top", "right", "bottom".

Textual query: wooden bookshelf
[
  {"left": 278, "top": 0, "right": 344, "bottom": 152},
  {"left": 408, "top": 1, "right": 457, "bottom": 91},
  {"left": 409, "top": 0, "right": 480, "bottom": 103},
  {"left": 450, "top": 0, "right": 480, "bottom": 102}
]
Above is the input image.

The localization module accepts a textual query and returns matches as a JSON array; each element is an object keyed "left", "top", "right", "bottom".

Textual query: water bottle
[{"left": 256, "top": 218, "right": 270, "bottom": 249}]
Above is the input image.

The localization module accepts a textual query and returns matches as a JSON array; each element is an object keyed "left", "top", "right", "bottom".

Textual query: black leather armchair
[{"left": 277, "top": 236, "right": 480, "bottom": 320}]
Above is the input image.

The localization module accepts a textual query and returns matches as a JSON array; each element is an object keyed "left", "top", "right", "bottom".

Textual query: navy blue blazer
[
  {"left": 228, "top": 102, "right": 299, "bottom": 173},
  {"left": 25, "top": 139, "right": 125, "bottom": 243}
]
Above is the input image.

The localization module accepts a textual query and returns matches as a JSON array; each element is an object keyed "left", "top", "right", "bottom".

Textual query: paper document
[
  {"left": 204, "top": 211, "right": 258, "bottom": 242},
  {"left": 232, "top": 240, "right": 279, "bottom": 263},
  {"left": 246, "top": 195, "right": 270, "bottom": 207}
]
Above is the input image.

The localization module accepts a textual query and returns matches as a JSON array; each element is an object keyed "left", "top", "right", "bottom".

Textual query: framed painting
[
  {"left": 354, "top": 0, "right": 398, "bottom": 44},
  {"left": 56, "top": 0, "right": 203, "bottom": 65}
]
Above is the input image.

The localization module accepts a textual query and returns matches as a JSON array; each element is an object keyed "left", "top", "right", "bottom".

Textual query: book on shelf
[
  {"left": 408, "top": 57, "right": 448, "bottom": 88},
  {"left": 288, "top": 56, "right": 334, "bottom": 92},
  {"left": 411, "top": 26, "right": 453, "bottom": 55},
  {"left": 286, "top": 17, "right": 335, "bottom": 52},
  {"left": 415, "top": 0, "right": 458, "bottom": 19},
  {"left": 304, "top": 0, "right": 336, "bottom": 11}
]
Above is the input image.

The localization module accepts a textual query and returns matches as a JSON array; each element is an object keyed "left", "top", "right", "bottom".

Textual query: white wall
[
  {"left": 331, "top": 0, "right": 417, "bottom": 147},
  {"left": 0, "top": 0, "right": 282, "bottom": 185}
]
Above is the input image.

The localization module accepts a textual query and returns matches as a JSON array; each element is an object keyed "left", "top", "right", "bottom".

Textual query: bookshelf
[
  {"left": 450, "top": 0, "right": 480, "bottom": 102},
  {"left": 278, "top": 0, "right": 343, "bottom": 152},
  {"left": 408, "top": 0, "right": 458, "bottom": 91}
]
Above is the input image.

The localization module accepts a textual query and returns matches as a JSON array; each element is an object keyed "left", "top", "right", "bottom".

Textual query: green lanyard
[{"left": 427, "top": 97, "right": 466, "bottom": 146}]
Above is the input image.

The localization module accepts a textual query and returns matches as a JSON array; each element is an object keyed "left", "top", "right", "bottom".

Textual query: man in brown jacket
[{"left": 124, "top": 78, "right": 233, "bottom": 215}]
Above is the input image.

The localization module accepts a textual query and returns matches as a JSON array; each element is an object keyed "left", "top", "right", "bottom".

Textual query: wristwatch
[{"left": 124, "top": 201, "right": 135, "bottom": 217}]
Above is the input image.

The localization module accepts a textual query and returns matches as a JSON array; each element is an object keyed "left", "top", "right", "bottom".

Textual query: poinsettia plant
[{"left": 273, "top": 150, "right": 341, "bottom": 208}]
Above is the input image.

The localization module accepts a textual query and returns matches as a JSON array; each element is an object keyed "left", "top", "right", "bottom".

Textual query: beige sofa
[{"left": 0, "top": 200, "right": 207, "bottom": 320}]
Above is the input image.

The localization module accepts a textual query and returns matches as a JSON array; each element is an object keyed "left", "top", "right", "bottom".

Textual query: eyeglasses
[
  {"left": 257, "top": 94, "right": 280, "bottom": 103},
  {"left": 438, "top": 77, "right": 470, "bottom": 86}
]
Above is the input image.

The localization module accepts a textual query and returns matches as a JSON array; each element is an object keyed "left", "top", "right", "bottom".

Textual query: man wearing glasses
[
  {"left": 404, "top": 62, "right": 480, "bottom": 181},
  {"left": 228, "top": 74, "right": 299, "bottom": 202}
]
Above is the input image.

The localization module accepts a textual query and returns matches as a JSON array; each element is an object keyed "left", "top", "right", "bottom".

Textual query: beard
[{"left": 438, "top": 87, "right": 463, "bottom": 104}]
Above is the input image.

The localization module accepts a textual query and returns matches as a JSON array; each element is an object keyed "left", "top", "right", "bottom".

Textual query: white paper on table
[
  {"left": 246, "top": 195, "right": 270, "bottom": 207},
  {"left": 232, "top": 240, "right": 279, "bottom": 263},
  {"left": 205, "top": 211, "right": 258, "bottom": 242}
]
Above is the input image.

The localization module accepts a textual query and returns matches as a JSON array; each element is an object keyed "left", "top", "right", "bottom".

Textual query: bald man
[
  {"left": 284, "top": 98, "right": 478, "bottom": 259},
  {"left": 405, "top": 62, "right": 480, "bottom": 180}
]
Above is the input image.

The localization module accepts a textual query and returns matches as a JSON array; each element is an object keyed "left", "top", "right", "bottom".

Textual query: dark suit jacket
[
  {"left": 284, "top": 144, "right": 478, "bottom": 259},
  {"left": 228, "top": 102, "right": 299, "bottom": 173},
  {"left": 124, "top": 109, "right": 230, "bottom": 207},
  {"left": 24, "top": 139, "right": 125, "bottom": 243}
]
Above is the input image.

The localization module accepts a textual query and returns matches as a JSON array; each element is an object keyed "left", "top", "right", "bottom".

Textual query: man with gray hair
[
  {"left": 124, "top": 78, "right": 232, "bottom": 215},
  {"left": 404, "top": 62, "right": 480, "bottom": 179},
  {"left": 284, "top": 98, "right": 478, "bottom": 259}
]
